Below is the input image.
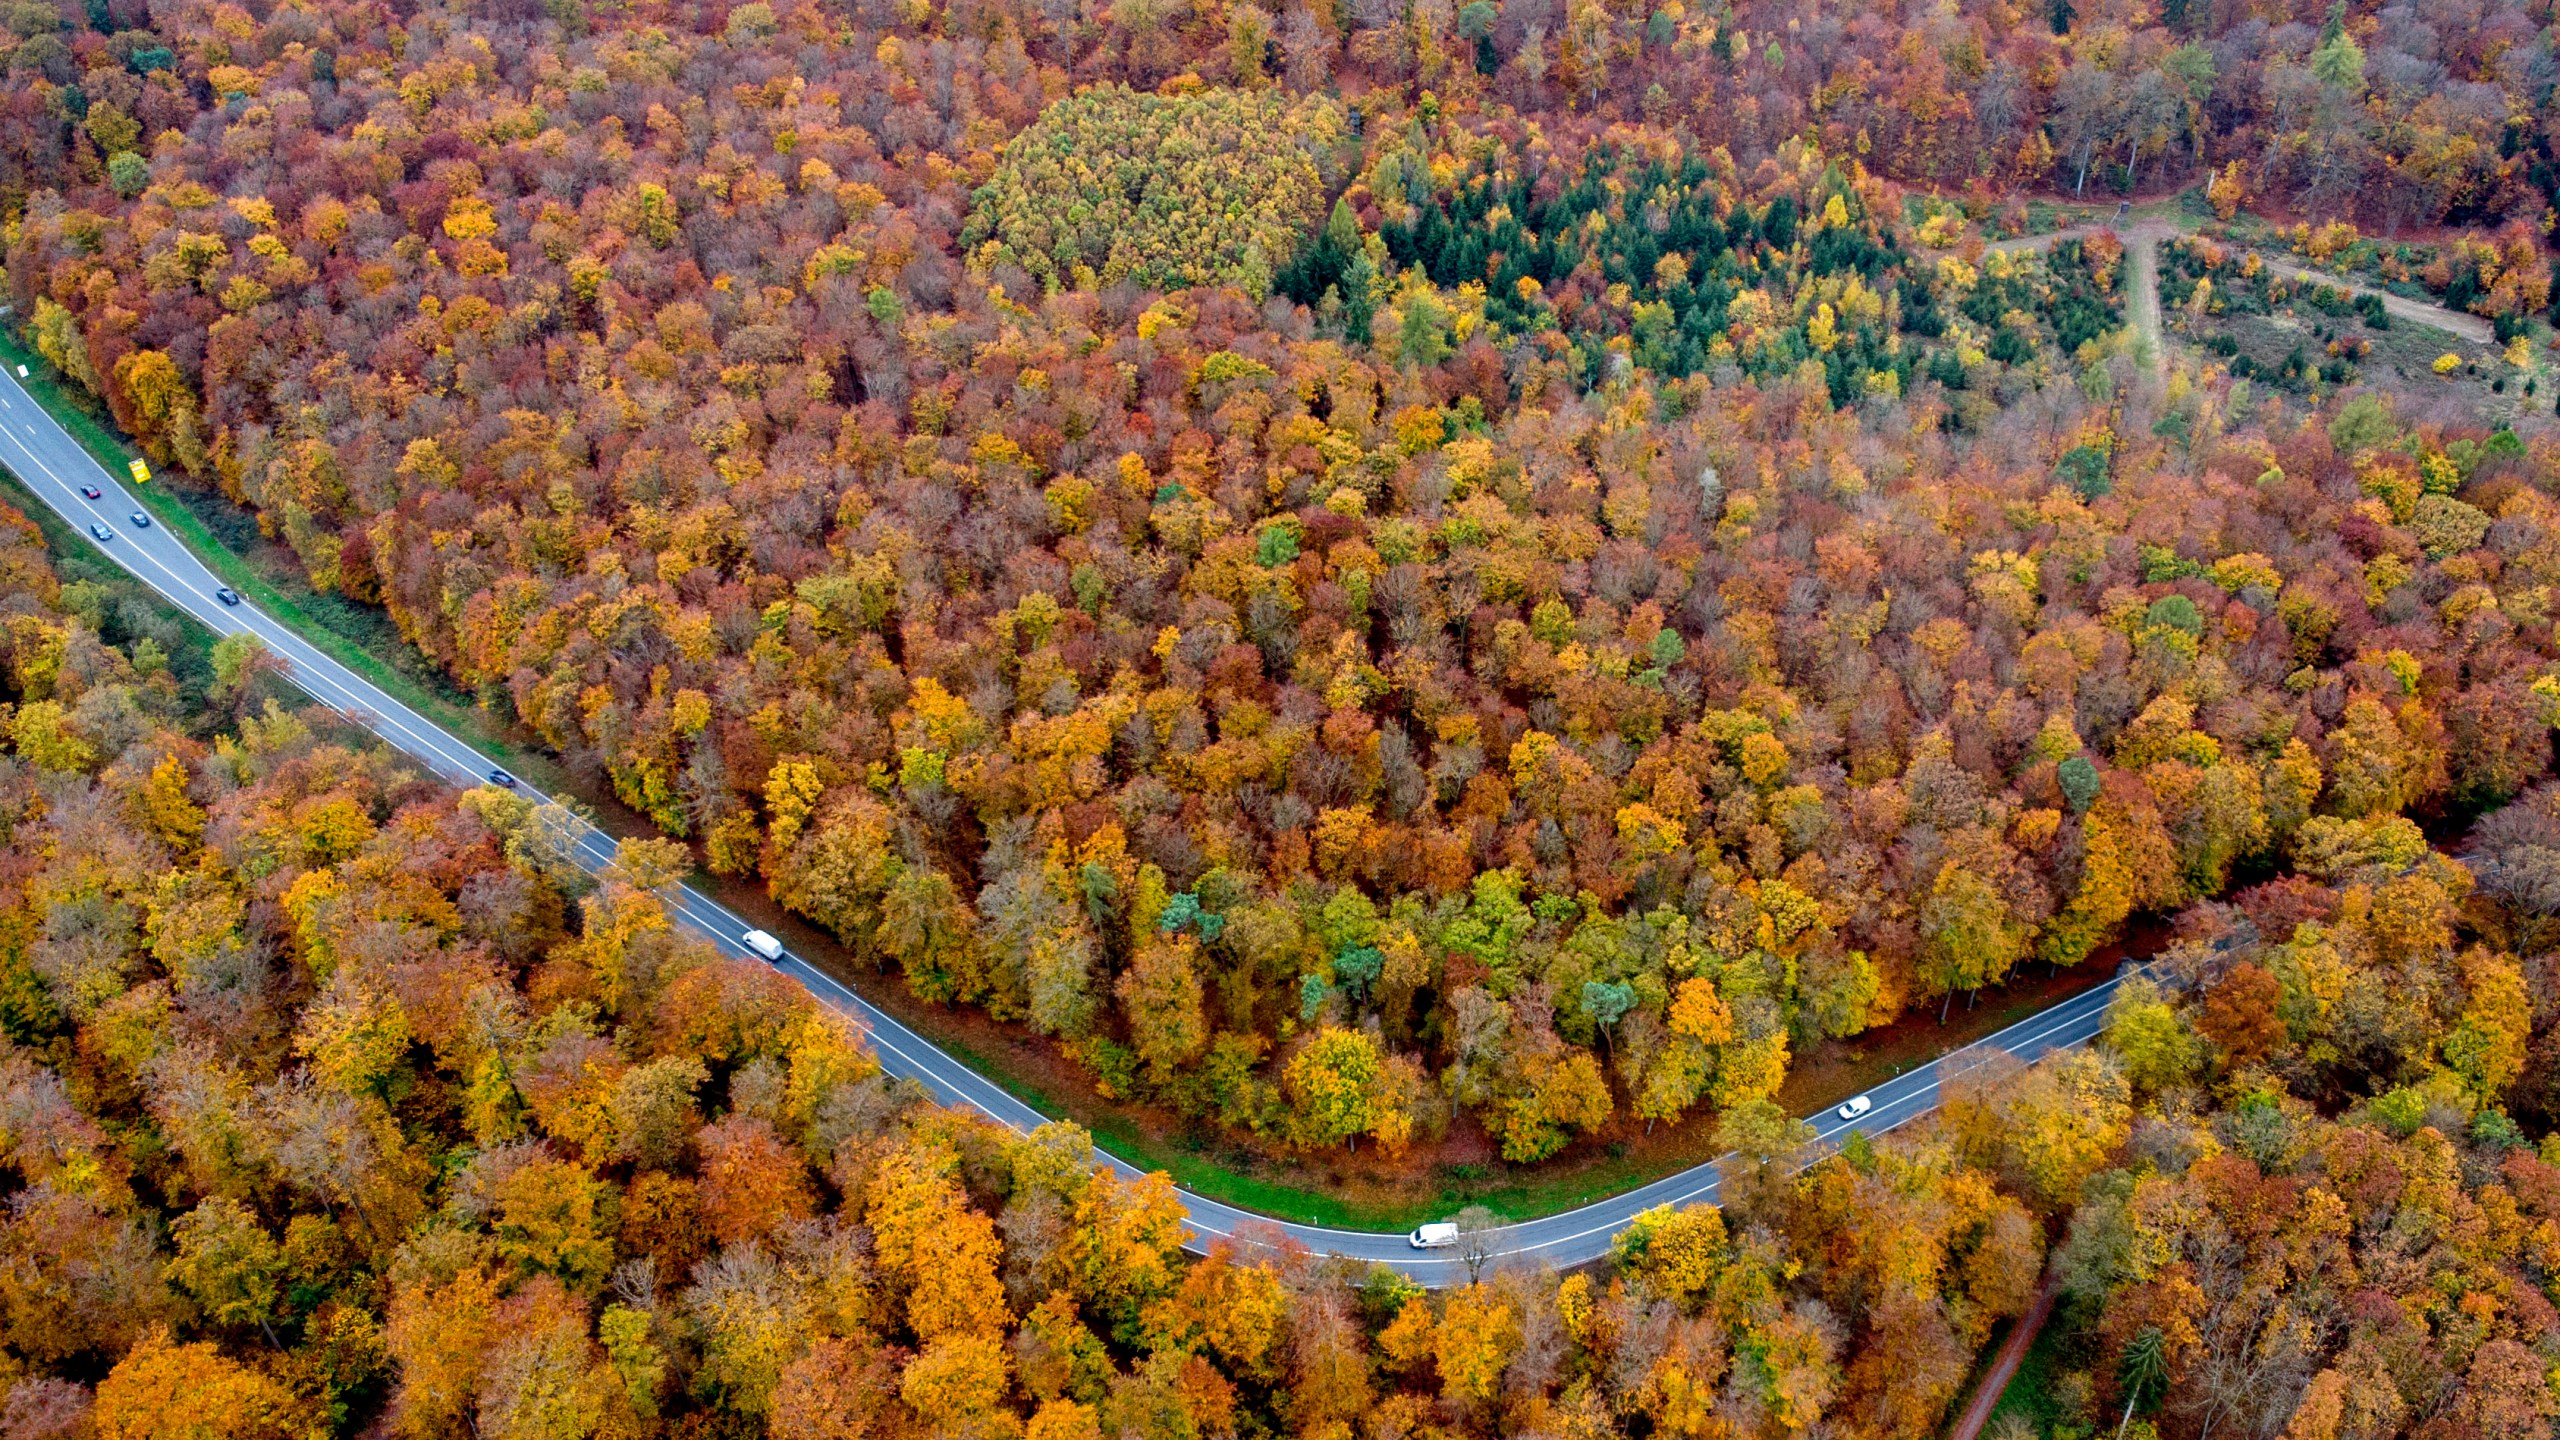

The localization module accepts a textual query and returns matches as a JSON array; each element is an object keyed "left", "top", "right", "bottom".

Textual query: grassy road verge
[
  {"left": 0, "top": 329, "right": 562, "bottom": 783},
  {"left": 0, "top": 322, "right": 2069, "bottom": 1237},
  {"left": 0, "top": 459, "right": 224, "bottom": 691},
  {"left": 0, "top": 323, "right": 1481, "bottom": 1230}
]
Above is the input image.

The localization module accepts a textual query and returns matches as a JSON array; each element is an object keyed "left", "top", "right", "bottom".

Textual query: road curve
[{"left": 0, "top": 363, "right": 2130, "bottom": 1282}]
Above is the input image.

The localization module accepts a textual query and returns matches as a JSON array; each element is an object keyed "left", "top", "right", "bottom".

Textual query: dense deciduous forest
[
  {"left": 0, "top": 481, "right": 2550, "bottom": 1440},
  {"left": 18, "top": 0, "right": 2544, "bottom": 228},
  {"left": 1, "top": 0, "right": 2558, "bottom": 1173},
  {"left": 0, "top": 0, "right": 2558, "bottom": 1427}
]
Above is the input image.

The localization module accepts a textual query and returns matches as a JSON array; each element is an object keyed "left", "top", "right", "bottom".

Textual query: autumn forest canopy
[
  {"left": 0, "top": 468, "right": 2539, "bottom": 1438},
  {"left": 1, "top": 0, "right": 2560, "bottom": 1429}
]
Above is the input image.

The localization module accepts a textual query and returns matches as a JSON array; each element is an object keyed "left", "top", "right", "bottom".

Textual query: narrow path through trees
[
  {"left": 1974, "top": 210, "right": 2497, "bottom": 382},
  {"left": 1945, "top": 1272, "right": 2063, "bottom": 1440}
]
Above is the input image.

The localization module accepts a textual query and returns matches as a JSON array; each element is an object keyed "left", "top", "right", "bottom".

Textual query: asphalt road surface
[{"left": 0, "top": 363, "right": 2133, "bottom": 1282}]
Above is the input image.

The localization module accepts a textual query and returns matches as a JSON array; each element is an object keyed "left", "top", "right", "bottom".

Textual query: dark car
[
  {"left": 128, "top": 512, "right": 150, "bottom": 528},
  {"left": 79, "top": 485, "right": 100, "bottom": 500},
  {"left": 487, "top": 770, "right": 516, "bottom": 789},
  {"left": 215, "top": 588, "right": 241, "bottom": 606},
  {"left": 87, "top": 523, "right": 112, "bottom": 543}
]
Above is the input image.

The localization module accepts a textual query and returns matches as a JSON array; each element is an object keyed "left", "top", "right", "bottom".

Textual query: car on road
[
  {"left": 742, "top": 929, "right": 786, "bottom": 963},
  {"left": 78, "top": 485, "right": 100, "bottom": 499},
  {"left": 88, "top": 524, "right": 112, "bottom": 543},
  {"left": 1409, "top": 1222, "right": 1460, "bottom": 1249},
  {"left": 486, "top": 770, "right": 515, "bottom": 789},
  {"left": 215, "top": 588, "right": 241, "bottom": 606},
  {"left": 128, "top": 512, "right": 149, "bottom": 528},
  {"left": 1836, "top": 1095, "right": 1873, "bottom": 1121}
]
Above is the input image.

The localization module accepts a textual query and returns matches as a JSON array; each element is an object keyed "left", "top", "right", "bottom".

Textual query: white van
[
  {"left": 1409, "top": 1222, "right": 1460, "bottom": 1249},
  {"left": 741, "top": 929, "right": 786, "bottom": 963}
]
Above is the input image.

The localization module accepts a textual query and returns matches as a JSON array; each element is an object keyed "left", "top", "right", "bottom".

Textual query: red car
[{"left": 79, "top": 485, "right": 100, "bottom": 500}]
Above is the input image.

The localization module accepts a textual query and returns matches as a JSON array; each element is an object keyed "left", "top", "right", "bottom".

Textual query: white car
[
  {"left": 1409, "top": 1222, "right": 1460, "bottom": 1249},
  {"left": 1836, "top": 1095, "right": 1874, "bottom": 1121},
  {"left": 741, "top": 929, "right": 786, "bottom": 963}
]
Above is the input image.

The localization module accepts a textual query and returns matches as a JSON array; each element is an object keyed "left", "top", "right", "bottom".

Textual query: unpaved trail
[
  {"left": 1974, "top": 213, "right": 2495, "bottom": 351},
  {"left": 2123, "top": 223, "right": 2171, "bottom": 381},
  {"left": 1945, "top": 1273, "right": 2062, "bottom": 1440},
  {"left": 2246, "top": 253, "right": 2495, "bottom": 344},
  {"left": 1979, "top": 218, "right": 2171, "bottom": 382}
]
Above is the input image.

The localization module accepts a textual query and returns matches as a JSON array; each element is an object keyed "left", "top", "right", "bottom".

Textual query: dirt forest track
[
  {"left": 1977, "top": 206, "right": 2499, "bottom": 384},
  {"left": 1944, "top": 1273, "right": 2064, "bottom": 1440}
]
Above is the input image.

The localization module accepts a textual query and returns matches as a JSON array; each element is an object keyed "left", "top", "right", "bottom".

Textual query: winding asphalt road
[{"left": 0, "top": 363, "right": 2132, "bottom": 1282}]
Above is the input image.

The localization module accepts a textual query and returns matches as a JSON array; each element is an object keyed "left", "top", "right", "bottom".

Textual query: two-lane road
[{"left": 0, "top": 364, "right": 2129, "bottom": 1281}]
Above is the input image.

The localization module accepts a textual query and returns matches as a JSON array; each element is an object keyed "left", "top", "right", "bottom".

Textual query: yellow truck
[{"left": 127, "top": 459, "right": 149, "bottom": 485}]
